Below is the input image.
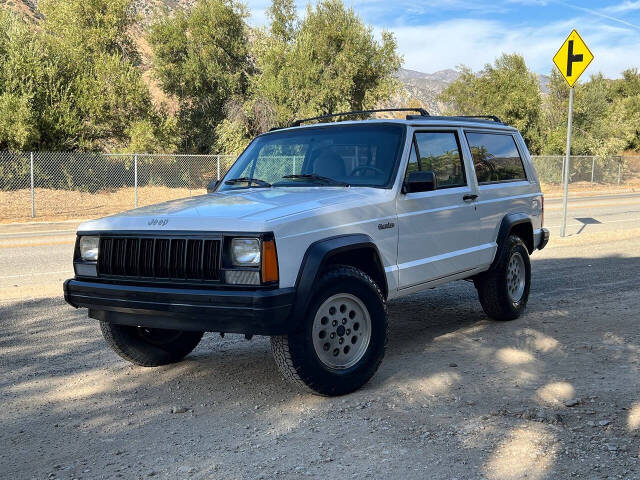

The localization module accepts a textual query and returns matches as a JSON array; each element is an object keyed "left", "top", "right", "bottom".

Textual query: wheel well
[
  {"left": 322, "top": 247, "right": 388, "bottom": 298},
  {"left": 509, "top": 222, "right": 534, "bottom": 253}
]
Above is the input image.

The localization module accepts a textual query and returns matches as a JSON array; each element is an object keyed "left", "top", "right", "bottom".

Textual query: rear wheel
[
  {"left": 475, "top": 234, "right": 531, "bottom": 321},
  {"left": 100, "top": 322, "right": 204, "bottom": 366},
  {"left": 271, "top": 265, "right": 387, "bottom": 396}
]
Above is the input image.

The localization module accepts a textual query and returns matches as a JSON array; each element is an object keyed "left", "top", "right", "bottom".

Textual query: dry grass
[
  {"left": 0, "top": 186, "right": 206, "bottom": 223},
  {"left": 541, "top": 180, "right": 640, "bottom": 197},
  {"left": 2, "top": 181, "right": 640, "bottom": 224}
]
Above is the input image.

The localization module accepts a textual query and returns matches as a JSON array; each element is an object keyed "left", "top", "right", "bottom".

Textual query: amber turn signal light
[{"left": 261, "top": 239, "right": 279, "bottom": 283}]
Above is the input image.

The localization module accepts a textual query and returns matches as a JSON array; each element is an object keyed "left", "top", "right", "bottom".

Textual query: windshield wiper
[
  {"left": 224, "top": 177, "right": 272, "bottom": 188},
  {"left": 282, "top": 174, "right": 348, "bottom": 186}
]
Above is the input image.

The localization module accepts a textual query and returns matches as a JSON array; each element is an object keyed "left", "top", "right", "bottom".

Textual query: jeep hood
[{"left": 78, "top": 187, "right": 374, "bottom": 232}]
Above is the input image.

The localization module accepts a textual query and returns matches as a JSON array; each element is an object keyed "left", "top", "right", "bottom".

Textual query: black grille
[{"left": 98, "top": 236, "right": 221, "bottom": 281}]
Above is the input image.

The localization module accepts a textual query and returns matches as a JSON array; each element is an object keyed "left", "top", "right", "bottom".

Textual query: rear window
[{"left": 465, "top": 132, "right": 527, "bottom": 184}]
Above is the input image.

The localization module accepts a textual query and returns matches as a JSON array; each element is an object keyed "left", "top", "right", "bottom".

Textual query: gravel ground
[{"left": 1, "top": 233, "right": 639, "bottom": 480}]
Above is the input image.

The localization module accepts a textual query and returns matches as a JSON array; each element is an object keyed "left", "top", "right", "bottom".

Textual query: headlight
[
  {"left": 231, "top": 238, "right": 261, "bottom": 266},
  {"left": 79, "top": 236, "right": 99, "bottom": 262}
]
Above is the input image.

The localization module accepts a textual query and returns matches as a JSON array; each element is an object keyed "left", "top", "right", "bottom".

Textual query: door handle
[{"left": 463, "top": 194, "right": 478, "bottom": 201}]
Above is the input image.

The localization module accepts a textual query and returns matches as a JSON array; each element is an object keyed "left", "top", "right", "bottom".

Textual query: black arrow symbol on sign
[{"left": 566, "top": 40, "right": 583, "bottom": 77}]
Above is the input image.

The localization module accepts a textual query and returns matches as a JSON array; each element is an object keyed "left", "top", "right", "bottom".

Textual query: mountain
[
  {"left": 0, "top": 0, "right": 40, "bottom": 20},
  {"left": 132, "top": 0, "right": 195, "bottom": 23},
  {"left": 393, "top": 68, "right": 461, "bottom": 114},
  {"left": 0, "top": 0, "right": 195, "bottom": 21},
  {"left": 393, "top": 68, "right": 551, "bottom": 114}
]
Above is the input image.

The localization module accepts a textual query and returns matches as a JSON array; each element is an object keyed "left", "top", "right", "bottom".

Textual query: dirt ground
[
  {"left": 1, "top": 230, "right": 639, "bottom": 479},
  {"left": 540, "top": 181, "right": 640, "bottom": 197}
]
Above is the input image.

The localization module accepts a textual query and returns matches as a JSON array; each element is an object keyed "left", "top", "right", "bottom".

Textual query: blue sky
[{"left": 244, "top": 0, "right": 640, "bottom": 78}]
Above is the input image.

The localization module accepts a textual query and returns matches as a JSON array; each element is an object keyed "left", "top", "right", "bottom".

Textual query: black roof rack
[
  {"left": 290, "top": 108, "right": 429, "bottom": 127},
  {"left": 406, "top": 114, "right": 504, "bottom": 124}
]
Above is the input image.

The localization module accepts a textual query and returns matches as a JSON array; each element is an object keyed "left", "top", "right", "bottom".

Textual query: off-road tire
[
  {"left": 475, "top": 234, "right": 531, "bottom": 321},
  {"left": 100, "top": 322, "right": 204, "bottom": 367},
  {"left": 271, "top": 265, "right": 387, "bottom": 396}
]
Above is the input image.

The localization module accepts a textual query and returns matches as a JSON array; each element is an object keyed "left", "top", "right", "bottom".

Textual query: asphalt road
[
  {"left": 1, "top": 208, "right": 639, "bottom": 479},
  {"left": 1, "top": 191, "right": 639, "bottom": 301}
]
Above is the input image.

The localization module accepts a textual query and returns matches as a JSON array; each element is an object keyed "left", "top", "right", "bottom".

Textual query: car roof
[{"left": 265, "top": 117, "right": 519, "bottom": 136}]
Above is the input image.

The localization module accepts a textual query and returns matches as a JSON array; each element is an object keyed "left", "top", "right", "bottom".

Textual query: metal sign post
[
  {"left": 30, "top": 152, "right": 35, "bottom": 218},
  {"left": 553, "top": 29, "right": 594, "bottom": 237},
  {"left": 560, "top": 87, "right": 574, "bottom": 237},
  {"left": 134, "top": 153, "right": 138, "bottom": 208}
]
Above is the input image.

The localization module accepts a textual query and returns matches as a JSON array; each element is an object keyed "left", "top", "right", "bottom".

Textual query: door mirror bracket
[{"left": 403, "top": 171, "right": 437, "bottom": 194}]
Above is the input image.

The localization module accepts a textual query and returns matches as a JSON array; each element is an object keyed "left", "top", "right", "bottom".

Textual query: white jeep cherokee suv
[{"left": 64, "top": 110, "right": 549, "bottom": 396}]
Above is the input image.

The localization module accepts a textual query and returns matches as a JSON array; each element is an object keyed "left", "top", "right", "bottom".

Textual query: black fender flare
[
  {"left": 290, "top": 234, "right": 387, "bottom": 327},
  {"left": 490, "top": 213, "right": 533, "bottom": 270}
]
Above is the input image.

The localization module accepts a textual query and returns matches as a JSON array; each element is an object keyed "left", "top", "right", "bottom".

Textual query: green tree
[
  {"left": 268, "top": 0, "right": 297, "bottom": 43},
  {"left": 261, "top": 0, "right": 401, "bottom": 122},
  {"left": 0, "top": 3, "right": 174, "bottom": 152},
  {"left": 149, "top": 0, "right": 251, "bottom": 153},
  {"left": 539, "top": 69, "right": 640, "bottom": 182},
  {"left": 216, "top": 0, "right": 402, "bottom": 153},
  {"left": 0, "top": 9, "right": 82, "bottom": 151},
  {"left": 0, "top": 92, "right": 38, "bottom": 150},
  {"left": 440, "top": 54, "right": 543, "bottom": 153},
  {"left": 609, "top": 69, "right": 640, "bottom": 151},
  {"left": 39, "top": 0, "right": 140, "bottom": 62},
  {"left": 125, "top": 115, "right": 180, "bottom": 153},
  {"left": 540, "top": 69, "right": 569, "bottom": 155},
  {"left": 542, "top": 70, "right": 637, "bottom": 158},
  {"left": 40, "top": 0, "right": 173, "bottom": 151}
]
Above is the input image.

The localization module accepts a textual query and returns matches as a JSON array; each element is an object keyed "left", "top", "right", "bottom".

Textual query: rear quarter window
[{"left": 465, "top": 132, "right": 527, "bottom": 184}]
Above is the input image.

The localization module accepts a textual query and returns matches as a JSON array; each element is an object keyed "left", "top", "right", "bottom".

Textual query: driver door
[{"left": 396, "top": 129, "right": 485, "bottom": 289}]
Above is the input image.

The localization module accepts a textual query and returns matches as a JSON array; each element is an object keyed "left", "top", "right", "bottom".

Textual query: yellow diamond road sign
[{"left": 553, "top": 29, "right": 594, "bottom": 87}]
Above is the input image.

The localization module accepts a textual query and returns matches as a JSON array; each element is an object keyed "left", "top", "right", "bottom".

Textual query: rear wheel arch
[{"left": 491, "top": 213, "right": 534, "bottom": 270}]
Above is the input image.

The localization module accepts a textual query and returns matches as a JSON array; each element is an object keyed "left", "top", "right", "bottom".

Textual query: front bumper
[{"left": 64, "top": 279, "right": 296, "bottom": 335}]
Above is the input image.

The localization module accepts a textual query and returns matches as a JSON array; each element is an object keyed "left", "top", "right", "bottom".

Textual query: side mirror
[
  {"left": 403, "top": 171, "right": 437, "bottom": 194},
  {"left": 206, "top": 179, "right": 220, "bottom": 193}
]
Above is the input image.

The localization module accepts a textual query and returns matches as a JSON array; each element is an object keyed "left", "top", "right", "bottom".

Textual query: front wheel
[
  {"left": 271, "top": 265, "right": 387, "bottom": 396},
  {"left": 100, "top": 322, "right": 204, "bottom": 366},
  {"left": 475, "top": 234, "right": 531, "bottom": 321}
]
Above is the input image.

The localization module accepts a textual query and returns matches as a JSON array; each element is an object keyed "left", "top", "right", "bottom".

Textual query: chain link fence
[
  {"left": 0, "top": 152, "right": 236, "bottom": 222},
  {"left": 531, "top": 155, "right": 632, "bottom": 185},
  {"left": 1, "top": 152, "right": 639, "bottom": 223}
]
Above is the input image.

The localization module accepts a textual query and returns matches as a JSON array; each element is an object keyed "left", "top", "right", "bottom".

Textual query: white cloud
[
  {"left": 243, "top": 0, "right": 640, "bottom": 78},
  {"left": 604, "top": 1, "right": 640, "bottom": 13},
  {"left": 554, "top": 1, "right": 640, "bottom": 30},
  {"left": 384, "top": 16, "right": 640, "bottom": 77}
]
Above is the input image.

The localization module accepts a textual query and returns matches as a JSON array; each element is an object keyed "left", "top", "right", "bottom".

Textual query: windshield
[{"left": 218, "top": 124, "right": 405, "bottom": 190}]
